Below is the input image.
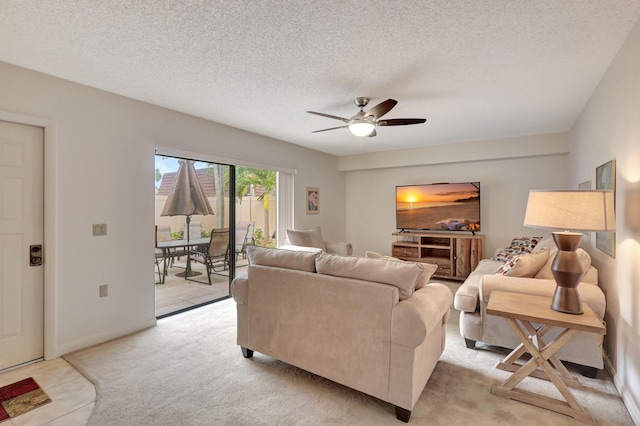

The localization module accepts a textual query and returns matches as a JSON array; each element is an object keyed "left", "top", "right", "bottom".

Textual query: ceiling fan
[{"left": 307, "top": 97, "right": 426, "bottom": 137}]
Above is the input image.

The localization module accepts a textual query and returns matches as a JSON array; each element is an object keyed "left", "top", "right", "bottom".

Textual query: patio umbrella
[{"left": 161, "top": 159, "right": 215, "bottom": 278}]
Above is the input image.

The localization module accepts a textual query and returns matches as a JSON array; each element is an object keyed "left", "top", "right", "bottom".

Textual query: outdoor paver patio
[{"left": 155, "top": 257, "right": 248, "bottom": 317}]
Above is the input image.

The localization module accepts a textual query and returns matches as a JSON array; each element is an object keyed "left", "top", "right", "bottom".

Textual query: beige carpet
[{"left": 64, "top": 283, "right": 633, "bottom": 426}]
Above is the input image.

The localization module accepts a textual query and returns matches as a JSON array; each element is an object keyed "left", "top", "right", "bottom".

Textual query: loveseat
[
  {"left": 231, "top": 246, "right": 453, "bottom": 422},
  {"left": 454, "top": 235, "right": 606, "bottom": 377}
]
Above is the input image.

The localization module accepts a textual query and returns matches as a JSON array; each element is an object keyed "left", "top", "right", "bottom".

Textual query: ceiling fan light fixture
[{"left": 348, "top": 121, "right": 375, "bottom": 136}]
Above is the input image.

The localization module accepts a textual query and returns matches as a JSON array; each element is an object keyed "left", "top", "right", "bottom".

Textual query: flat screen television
[{"left": 395, "top": 182, "right": 480, "bottom": 232}]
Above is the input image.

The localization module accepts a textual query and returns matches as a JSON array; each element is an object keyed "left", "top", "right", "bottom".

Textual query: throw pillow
[
  {"left": 509, "top": 236, "right": 543, "bottom": 252},
  {"left": 491, "top": 236, "right": 543, "bottom": 262},
  {"left": 495, "top": 248, "right": 549, "bottom": 277},
  {"left": 534, "top": 247, "right": 592, "bottom": 280},
  {"left": 285, "top": 227, "right": 325, "bottom": 250},
  {"left": 247, "top": 245, "right": 318, "bottom": 273},
  {"left": 531, "top": 235, "right": 557, "bottom": 256},
  {"left": 365, "top": 251, "right": 437, "bottom": 289},
  {"left": 316, "top": 253, "right": 424, "bottom": 300}
]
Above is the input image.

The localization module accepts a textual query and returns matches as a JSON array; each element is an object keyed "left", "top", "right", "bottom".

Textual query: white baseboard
[
  {"left": 606, "top": 357, "right": 640, "bottom": 426},
  {"left": 54, "top": 318, "right": 157, "bottom": 357}
]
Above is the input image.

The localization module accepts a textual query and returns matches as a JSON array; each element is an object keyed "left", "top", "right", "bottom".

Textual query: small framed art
[
  {"left": 595, "top": 160, "right": 616, "bottom": 257},
  {"left": 306, "top": 187, "right": 319, "bottom": 215}
]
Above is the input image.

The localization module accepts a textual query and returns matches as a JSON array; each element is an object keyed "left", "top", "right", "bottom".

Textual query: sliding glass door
[{"left": 154, "top": 154, "right": 279, "bottom": 318}]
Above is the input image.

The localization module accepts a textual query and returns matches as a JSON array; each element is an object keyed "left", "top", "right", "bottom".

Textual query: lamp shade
[{"left": 523, "top": 190, "right": 615, "bottom": 232}]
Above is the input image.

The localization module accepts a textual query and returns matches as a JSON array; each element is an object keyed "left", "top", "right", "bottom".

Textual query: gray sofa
[
  {"left": 231, "top": 246, "right": 453, "bottom": 422},
  {"left": 454, "top": 235, "right": 606, "bottom": 377}
]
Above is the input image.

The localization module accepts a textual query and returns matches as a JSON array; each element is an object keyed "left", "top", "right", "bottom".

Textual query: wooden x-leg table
[{"left": 487, "top": 291, "right": 606, "bottom": 424}]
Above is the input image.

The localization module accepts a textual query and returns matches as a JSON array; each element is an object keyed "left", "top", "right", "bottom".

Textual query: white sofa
[
  {"left": 454, "top": 235, "right": 606, "bottom": 377},
  {"left": 232, "top": 246, "right": 452, "bottom": 422}
]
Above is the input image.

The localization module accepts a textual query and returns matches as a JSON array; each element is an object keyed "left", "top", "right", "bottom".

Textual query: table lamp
[{"left": 523, "top": 190, "right": 615, "bottom": 314}]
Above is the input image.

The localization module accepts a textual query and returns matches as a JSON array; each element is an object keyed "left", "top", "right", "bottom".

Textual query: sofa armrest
[
  {"left": 480, "top": 275, "right": 606, "bottom": 318},
  {"left": 323, "top": 241, "right": 353, "bottom": 256},
  {"left": 454, "top": 281, "right": 480, "bottom": 313},
  {"left": 231, "top": 274, "right": 248, "bottom": 304},
  {"left": 391, "top": 283, "right": 453, "bottom": 348},
  {"left": 454, "top": 259, "right": 503, "bottom": 313}
]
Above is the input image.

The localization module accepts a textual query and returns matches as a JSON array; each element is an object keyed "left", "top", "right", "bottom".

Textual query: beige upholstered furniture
[
  {"left": 280, "top": 226, "right": 353, "bottom": 256},
  {"left": 231, "top": 246, "right": 453, "bottom": 422},
  {"left": 454, "top": 236, "right": 606, "bottom": 377}
]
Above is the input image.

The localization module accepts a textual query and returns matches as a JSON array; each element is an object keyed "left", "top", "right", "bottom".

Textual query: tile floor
[
  {"left": 0, "top": 257, "right": 248, "bottom": 425},
  {"left": 0, "top": 358, "right": 95, "bottom": 426}
]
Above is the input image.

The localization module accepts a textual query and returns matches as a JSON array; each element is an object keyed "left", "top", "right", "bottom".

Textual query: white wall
[
  {"left": 0, "top": 61, "right": 347, "bottom": 357},
  {"left": 569, "top": 17, "right": 640, "bottom": 423},
  {"left": 344, "top": 133, "right": 570, "bottom": 257}
]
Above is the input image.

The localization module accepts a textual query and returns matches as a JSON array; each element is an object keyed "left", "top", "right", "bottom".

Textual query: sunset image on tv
[{"left": 396, "top": 182, "right": 480, "bottom": 231}]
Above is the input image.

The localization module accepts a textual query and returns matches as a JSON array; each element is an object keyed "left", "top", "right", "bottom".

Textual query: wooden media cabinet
[{"left": 392, "top": 231, "right": 484, "bottom": 281}]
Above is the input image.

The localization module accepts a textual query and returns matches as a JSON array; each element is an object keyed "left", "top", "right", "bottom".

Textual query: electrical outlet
[
  {"left": 99, "top": 284, "right": 108, "bottom": 297},
  {"left": 93, "top": 224, "right": 107, "bottom": 236}
]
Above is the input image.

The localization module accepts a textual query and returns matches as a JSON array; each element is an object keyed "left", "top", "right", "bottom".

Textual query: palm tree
[{"left": 236, "top": 167, "right": 276, "bottom": 245}]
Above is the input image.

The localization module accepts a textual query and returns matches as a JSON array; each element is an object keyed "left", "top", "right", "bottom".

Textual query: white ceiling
[{"left": 1, "top": 1, "right": 639, "bottom": 156}]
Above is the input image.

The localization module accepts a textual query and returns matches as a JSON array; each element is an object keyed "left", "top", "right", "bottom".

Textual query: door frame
[{"left": 0, "top": 110, "right": 58, "bottom": 361}]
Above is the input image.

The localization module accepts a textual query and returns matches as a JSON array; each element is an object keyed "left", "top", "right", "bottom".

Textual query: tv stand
[{"left": 392, "top": 231, "right": 484, "bottom": 281}]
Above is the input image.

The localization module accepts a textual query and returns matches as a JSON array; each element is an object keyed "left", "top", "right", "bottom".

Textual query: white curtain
[{"left": 276, "top": 172, "right": 294, "bottom": 247}]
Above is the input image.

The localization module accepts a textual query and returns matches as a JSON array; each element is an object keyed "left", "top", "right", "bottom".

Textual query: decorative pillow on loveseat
[
  {"left": 316, "top": 253, "right": 424, "bottom": 299},
  {"left": 491, "top": 236, "right": 543, "bottom": 262},
  {"left": 494, "top": 248, "right": 549, "bottom": 277},
  {"left": 534, "top": 247, "right": 592, "bottom": 280},
  {"left": 365, "top": 251, "right": 438, "bottom": 290}
]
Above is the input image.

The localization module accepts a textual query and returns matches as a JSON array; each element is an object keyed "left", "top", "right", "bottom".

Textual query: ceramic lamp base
[{"left": 550, "top": 232, "right": 585, "bottom": 315}]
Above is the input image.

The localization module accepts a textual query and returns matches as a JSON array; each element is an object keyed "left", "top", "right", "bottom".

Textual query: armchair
[{"left": 280, "top": 226, "right": 353, "bottom": 256}]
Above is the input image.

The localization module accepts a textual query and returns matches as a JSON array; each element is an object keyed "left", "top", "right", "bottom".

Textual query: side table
[{"left": 486, "top": 291, "right": 605, "bottom": 424}]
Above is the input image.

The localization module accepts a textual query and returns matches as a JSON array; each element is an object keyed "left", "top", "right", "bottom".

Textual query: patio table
[{"left": 156, "top": 238, "right": 210, "bottom": 283}]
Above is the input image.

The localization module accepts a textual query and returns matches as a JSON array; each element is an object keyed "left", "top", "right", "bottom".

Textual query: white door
[{"left": 0, "top": 121, "right": 44, "bottom": 370}]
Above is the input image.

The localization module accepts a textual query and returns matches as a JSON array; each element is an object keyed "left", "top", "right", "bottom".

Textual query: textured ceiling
[{"left": 1, "top": 1, "right": 639, "bottom": 156}]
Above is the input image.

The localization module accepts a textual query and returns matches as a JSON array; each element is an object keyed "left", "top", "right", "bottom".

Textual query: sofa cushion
[
  {"left": 365, "top": 251, "right": 437, "bottom": 289},
  {"left": 532, "top": 235, "right": 557, "bottom": 256},
  {"left": 495, "top": 248, "right": 549, "bottom": 277},
  {"left": 316, "top": 253, "right": 423, "bottom": 299},
  {"left": 491, "top": 236, "right": 543, "bottom": 262},
  {"left": 285, "top": 227, "right": 325, "bottom": 250},
  {"left": 247, "top": 245, "right": 318, "bottom": 272}
]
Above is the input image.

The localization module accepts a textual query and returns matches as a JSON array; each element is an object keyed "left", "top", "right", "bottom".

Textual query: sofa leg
[
  {"left": 579, "top": 365, "right": 598, "bottom": 378},
  {"left": 394, "top": 406, "right": 411, "bottom": 423},
  {"left": 464, "top": 338, "right": 476, "bottom": 349},
  {"left": 241, "top": 347, "right": 253, "bottom": 358}
]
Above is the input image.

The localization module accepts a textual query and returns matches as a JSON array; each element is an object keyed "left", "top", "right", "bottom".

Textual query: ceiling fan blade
[
  {"left": 364, "top": 99, "right": 397, "bottom": 119},
  {"left": 378, "top": 118, "right": 426, "bottom": 126},
  {"left": 311, "top": 125, "right": 348, "bottom": 133},
  {"left": 307, "top": 111, "right": 350, "bottom": 123}
]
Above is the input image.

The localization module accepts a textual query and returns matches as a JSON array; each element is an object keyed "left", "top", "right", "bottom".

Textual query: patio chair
[
  {"left": 235, "top": 221, "right": 254, "bottom": 260},
  {"left": 191, "top": 228, "right": 231, "bottom": 285},
  {"left": 155, "top": 225, "right": 173, "bottom": 284}
]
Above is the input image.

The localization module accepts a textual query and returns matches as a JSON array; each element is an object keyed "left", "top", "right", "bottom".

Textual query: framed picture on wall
[
  {"left": 595, "top": 160, "right": 616, "bottom": 257},
  {"left": 306, "top": 187, "right": 319, "bottom": 215}
]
